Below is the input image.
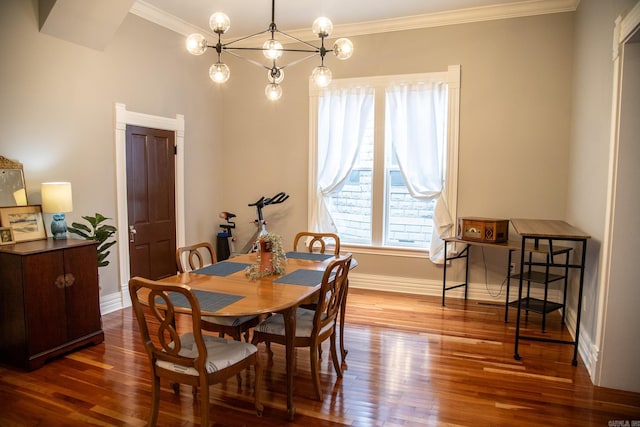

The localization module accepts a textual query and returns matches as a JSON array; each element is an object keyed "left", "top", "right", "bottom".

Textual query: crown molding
[
  {"left": 334, "top": 0, "right": 579, "bottom": 38},
  {"left": 131, "top": 0, "right": 579, "bottom": 42},
  {"left": 130, "top": 1, "right": 216, "bottom": 39}
]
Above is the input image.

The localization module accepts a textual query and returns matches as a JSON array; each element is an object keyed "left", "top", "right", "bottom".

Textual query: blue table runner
[
  {"left": 274, "top": 269, "right": 326, "bottom": 287},
  {"left": 286, "top": 251, "right": 334, "bottom": 261},
  {"left": 193, "top": 261, "right": 251, "bottom": 276},
  {"left": 159, "top": 290, "right": 244, "bottom": 312}
]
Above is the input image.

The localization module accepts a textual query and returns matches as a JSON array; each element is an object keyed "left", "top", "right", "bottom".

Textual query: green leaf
[{"left": 70, "top": 213, "right": 117, "bottom": 268}]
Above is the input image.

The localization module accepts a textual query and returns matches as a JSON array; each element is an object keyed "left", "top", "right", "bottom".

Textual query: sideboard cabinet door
[
  {"left": 22, "top": 250, "right": 68, "bottom": 357},
  {"left": 63, "top": 245, "right": 102, "bottom": 341}
]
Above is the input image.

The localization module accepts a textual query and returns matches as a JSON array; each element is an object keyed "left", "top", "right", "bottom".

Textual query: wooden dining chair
[
  {"left": 292, "top": 231, "right": 349, "bottom": 365},
  {"left": 252, "top": 253, "right": 352, "bottom": 401},
  {"left": 293, "top": 231, "right": 340, "bottom": 255},
  {"left": 128, "top": 277, "right": 263, "bottom": 427},
  {"left": 176, "top": 242, "right": 259, "bottom": 343}
]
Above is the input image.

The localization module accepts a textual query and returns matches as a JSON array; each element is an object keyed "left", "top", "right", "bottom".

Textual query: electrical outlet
[{"left": 510, "top": 262, "right": 516, "bottom": 274}]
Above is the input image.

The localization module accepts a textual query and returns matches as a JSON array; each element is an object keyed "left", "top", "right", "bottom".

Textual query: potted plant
[{"left": 68, "top": 213, "right": 117, "bottom": 268}]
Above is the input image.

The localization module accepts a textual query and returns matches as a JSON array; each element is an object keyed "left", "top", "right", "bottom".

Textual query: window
[{"left": 309, "top": 66, "right": 460, "bottom": 261}]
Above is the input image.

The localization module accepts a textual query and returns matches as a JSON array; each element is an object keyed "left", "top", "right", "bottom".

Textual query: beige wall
[
  {"left": 221, "top": 12, "right": 575, "bottom": 292},
  {"left": 0, "top": 0, "right": 224, "bottom": 296}
]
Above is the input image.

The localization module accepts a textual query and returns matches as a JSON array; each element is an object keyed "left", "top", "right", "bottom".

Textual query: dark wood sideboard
[{"left": 0, "top": 238, "right": 104, "bottom": 370}]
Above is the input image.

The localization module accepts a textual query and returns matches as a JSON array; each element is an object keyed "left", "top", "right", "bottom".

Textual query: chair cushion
[
  {"left": 202, "top": 315, "right": 257, "bottom": 327},
  {"left": 256, "top": 308, "right": 331, "bottom": 338},
  {"left": 156, "top": 333, "right": 257, "bottom": 376}
]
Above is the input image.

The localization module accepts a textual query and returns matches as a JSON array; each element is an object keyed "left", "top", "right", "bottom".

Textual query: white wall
[
  {"left": 601, "top": 39, "right": 640, "bottom": 392},
  {"left": 567, "top": 0, "right": 639, "bottom": 392}
]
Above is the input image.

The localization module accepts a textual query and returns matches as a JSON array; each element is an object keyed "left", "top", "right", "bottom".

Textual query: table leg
[
  {"left": 505, "top": 249, "right": 513, "bottom": 323},
  {"left": 514, "top": 237, "right": 527, "bottom": 360},
  {"left": 282, "top": 306, "right": 297, "bottom": 421},
  {"left": 442, "top": 240, "right": 449, "bottom": 306}
]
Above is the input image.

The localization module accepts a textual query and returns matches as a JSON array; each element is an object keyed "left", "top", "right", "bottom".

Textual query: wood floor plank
[{"left": 0, "top": 289, "right": 639, "bottom": 426}]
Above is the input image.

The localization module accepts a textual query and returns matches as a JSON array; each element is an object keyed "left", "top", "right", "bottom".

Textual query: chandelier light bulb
[
  {"left": 312, "top": 17, "right": 333, "bottom": 38},
  {"left": 311, "top": 65, "right": 332, "bottom": 87},
  {"left": 267, "top": 67, "right": 285, "bottom": 84},
  {"left": 209, "top": 12, "right": 231, "bottom": 34},
  {"left": 209, "top": 62, "right": 230, "bottom": 83},
  {"left": 265, "top": 83, "right": 283, "bottom": 101},
  {"left": 263, "top": 39, "right": 283, "bottom": 60},
  {"left": 333, "top": 38, "right": 354, "bottom": 60},
  {"left": 186, "top": 33, "right": 208, "bottom": 55}
]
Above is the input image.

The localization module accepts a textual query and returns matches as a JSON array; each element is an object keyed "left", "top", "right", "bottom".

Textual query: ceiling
[
  {"left": 38, "top": 0, "right": 578, "bottom": 51},
  {"left": 135, "top": 0, "right": 578, "bottom": 39}
]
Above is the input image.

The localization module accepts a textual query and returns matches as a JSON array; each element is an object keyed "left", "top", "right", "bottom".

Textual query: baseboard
[
  {"left": 99, "top": 282, "right": 131, "bottom": 315},
  {"left": 563, "top": 303, "right": 598, "bottom": 376},
  {"left": 348, "top": 272, "right": 560, "bottom": 303}
]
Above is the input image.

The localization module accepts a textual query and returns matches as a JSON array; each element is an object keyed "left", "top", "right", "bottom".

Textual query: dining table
[{"left": 156, "top": 251, "right": 346, "bottom": 421}]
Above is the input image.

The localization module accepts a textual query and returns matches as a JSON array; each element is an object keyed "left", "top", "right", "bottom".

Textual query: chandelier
[{"left": 186, "top": 0, "right": 354, "bottom": 101}]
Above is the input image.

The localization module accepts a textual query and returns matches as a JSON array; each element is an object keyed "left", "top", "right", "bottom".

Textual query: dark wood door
[{"left": 126, "top": 125, "right": 177, "bottom": 280}]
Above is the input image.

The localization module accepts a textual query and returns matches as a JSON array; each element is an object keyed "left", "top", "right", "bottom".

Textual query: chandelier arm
[
  {"left": 222, "top": 29, "right": 271, "bottom": 48},
  {"left": 278, "top": 52, "right": 322, "bottom": 69},
  {"left": 223, "top": 46, "right": 319, "bottom": 54},
  {"left": 224, "top": 50, "right": 271, "bottom": 71},
  {"left": 275, "top": 29, "right": 323, "bottom": 51}
]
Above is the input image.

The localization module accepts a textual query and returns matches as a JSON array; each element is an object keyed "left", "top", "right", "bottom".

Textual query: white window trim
[{"left": 308, "top": 65, "right": 461, "bottom": 257}]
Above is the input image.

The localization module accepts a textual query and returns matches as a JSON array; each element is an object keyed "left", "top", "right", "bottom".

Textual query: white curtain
[
  {"left": 312, "top": 86, "right": 374, "bottom": 233},
  {"left": 386, "top": 81, "right": 453, "bottom": 263}
]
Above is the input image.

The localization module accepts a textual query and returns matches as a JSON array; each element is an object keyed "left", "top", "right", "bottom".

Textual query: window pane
[
  {"left": 326, "top": 168, "right": 372, "bottom": 244},
  {"left": 325, "top": 114, "right": 374, "bottom": 244},
  {"left": 384, "top": 170, "right": 435, "bottom": 248}
]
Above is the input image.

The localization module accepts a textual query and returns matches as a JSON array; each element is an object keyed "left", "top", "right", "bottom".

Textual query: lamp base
[{"left": 51, "top": 213, "right": 68, "bottom": 240}]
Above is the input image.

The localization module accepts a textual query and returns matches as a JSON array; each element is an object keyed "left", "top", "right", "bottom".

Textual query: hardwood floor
[{"left": 1, "top": 289, "right": 638, "bottom": 426}]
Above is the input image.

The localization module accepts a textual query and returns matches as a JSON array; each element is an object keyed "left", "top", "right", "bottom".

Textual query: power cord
[{"left": 480, "top": 247, "right": 508, "bottom": 298}]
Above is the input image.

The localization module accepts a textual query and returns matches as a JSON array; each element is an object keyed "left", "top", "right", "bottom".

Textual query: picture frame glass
[
  {"left": 0, "top": 205, "right": 47, "bottom": 243},
  {"left": 0, "top": 226, "right": 15, "bottom": 245}
]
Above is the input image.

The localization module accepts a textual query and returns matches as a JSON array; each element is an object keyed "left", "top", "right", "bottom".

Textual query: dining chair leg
[
  {"left": 330, "top": 332, "right": 343, "bottom": 378},
  {"left": 171, "top": 382, "right": 180, "bottom": 395},
  {"left": 309, "top": 340, "right": 323, "bottom": 401},
  {"left": 199, "top": 383, "right": 210, "bottom": 427},
  {"left": 150, "top": 375, "right": 161, "bottom": 427},
  {"left": 339, "top": 285, "right": 349, "bottom": 365},
  {"left": 254, "top": 357, "right": 264, "bottom": 417}
]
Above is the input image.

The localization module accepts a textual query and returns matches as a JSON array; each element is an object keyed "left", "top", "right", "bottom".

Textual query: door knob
[{"left": 129, "top": 225, "right": 137, "bottom": 243}]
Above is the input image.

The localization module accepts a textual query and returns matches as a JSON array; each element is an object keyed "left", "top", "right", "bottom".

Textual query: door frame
[
  {"left": 114, "top": 103, "right": 185, "bottom": 306},
  {"left": 595, "top": 2, "right": 640, "bottom": 386}
]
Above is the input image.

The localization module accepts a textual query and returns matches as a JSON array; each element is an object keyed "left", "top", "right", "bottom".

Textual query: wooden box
[{"left": 457, "top": 217, "right": 509, "bottom": 243}]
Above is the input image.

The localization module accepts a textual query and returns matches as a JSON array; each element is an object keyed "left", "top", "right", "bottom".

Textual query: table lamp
[{"left": 41, "top": 182, "right": 73, "bottom": 239}]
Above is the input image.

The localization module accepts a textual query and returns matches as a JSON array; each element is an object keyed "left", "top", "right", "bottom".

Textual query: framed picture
[
  {"left": 0, "top": 205, "right": 47, "bottom": 243},
  {"left": 0, "top": 226, "right": 15, "bottom": 245}
]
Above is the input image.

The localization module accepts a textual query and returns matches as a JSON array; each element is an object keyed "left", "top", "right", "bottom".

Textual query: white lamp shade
[{"left": 41, "top": 182, "right": 73, "bottom": 213}]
